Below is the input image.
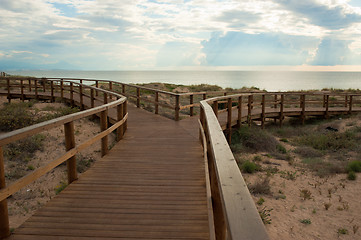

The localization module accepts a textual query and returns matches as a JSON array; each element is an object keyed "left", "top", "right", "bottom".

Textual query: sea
[{"left": 6, "top": 70, "right": 361, "bottom": 92}]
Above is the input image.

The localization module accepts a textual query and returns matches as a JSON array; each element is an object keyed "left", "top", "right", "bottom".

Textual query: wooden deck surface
[{"left": 8, "top": 104, "right": 211, "bottom": 239}]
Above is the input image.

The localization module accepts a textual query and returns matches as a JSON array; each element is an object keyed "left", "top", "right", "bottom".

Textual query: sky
[{"left": 1, "top": 0, "right": 361, "bottom": 71}]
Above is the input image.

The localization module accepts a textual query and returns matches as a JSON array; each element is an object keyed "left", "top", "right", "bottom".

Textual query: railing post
[
  {"left": 190, "top": 94, "right": 194, "bottom": 116},
  {"left": 199, "top": 107, "right": 205, "bottom": 143},
  {"left": 6, "top": 78, "right": 10, "bottom": 103},
  {"left": 70, "top": 82, "right": 74, "bottom": 106},
  {"left": 227, "top": 98, "right": 232, "bottom": 143},
  {"left": 109, "top": 82, "right": 113, "bottom": 100},
  {"left": 104, "top": 93, "right": 108, "bottom": 104},
  {"left": 90, "top": 89, "right": 95, "bottom": 108},
  {"left": 51, "top": 81, "right": 55, "bottom": 102},
  {"left": 175, "top": 95, "right": 180, "bottom": 121},
  {"left": 301, "top": 94, "right": 306, "bottom": 124},
  {"left": 0, "top": 146, "right": 10, "bottom": 239},
  {"left": 100, "top": 110, "right": 109, "bottom": 156},
  {"left": 325, "top": 94, "right": 329, "bottom": 119},
  {"left": 237, "top": 96, "right": 242, "bottom": 127},
  {"left": 34, "top": 79, "right": 38, "bottom": 99},
  {"left": 60, "top": 80, "right": 64, "bottom": 100},
  {"left": 64, "top": 121, "right": 78, "bottom": 184},
  {"left": 280, "top": 94, "right": 284, "bottom": 127},
  {"left": 122, "top": 84, "right": 125, "bottom": 94},
  {"left": 323, "top": 95, "right": 326, "bottom": 108},
  {"left": 261, "top": 94, "right": 265, "bottom": 129},
  {"left": 349, "top": 95, "right": 353, "bottom": 114},
  {"left": 95, "top": 81, "right": 99, "bottom": 96},
  {"left": 20, "top": 79, "right": 24, "bottom": 101},
  {"left": 203, "top": 93, "right": 206, "bottom": 100},
  {"left": 155, "top": 92, "right": 159, "bottom": 114},
  {"left": 345, "top": 95, "right": 348, "bottom": 108},
  {"left": 79, "top": 84, "right": 84, "bottom": 110},
  {"left": 136, "top": 88, "right": 140, "bottom": 108},
  {"left": 212, "top": 101, "right": 218, "bottom": 118},
  {"left": 28, "top": 78, "right": 32, "bottom": 92},
  {"left": 274, "top": 94, "right": 278, "bottom": 123},
  {"left": 248, "top": 95, "right": 252, "bottom": 126},
  {"left": 124, "top": 101, "right": 128, "bottom": 131},
  {"left": 42, "top": 79, "right": 46, "bottom": 92},
  {"left": 117, "top": 103, "right": 124, "bottom": 141}
]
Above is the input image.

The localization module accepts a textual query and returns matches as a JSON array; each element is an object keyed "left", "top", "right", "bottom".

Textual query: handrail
[
  {"left": 0, "top": 77, "right": 128, "bottom": 239},
  {"left": 199, "top": 91, "right": 361, "bottom": 240},
  {"left": 200, "top": 98, "right": 269, "bottom": 240}
]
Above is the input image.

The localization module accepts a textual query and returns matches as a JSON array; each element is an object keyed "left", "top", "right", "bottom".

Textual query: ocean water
[{"left": 6, "top": 70, "right": 361, "bottom": 92}]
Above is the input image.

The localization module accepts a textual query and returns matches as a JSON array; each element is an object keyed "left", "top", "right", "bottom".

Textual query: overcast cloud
[{"left": 0, "top": 0, "right": 361, "bottom": 70}]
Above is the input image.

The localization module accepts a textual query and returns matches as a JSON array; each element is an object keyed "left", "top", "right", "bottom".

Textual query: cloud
[
  {"left": 277, "top": 0, "right": 361, "bottom": 29},
  {"left": 201, "top": 31, "right": 319, "bottom": 66},
  {"left": 312, "top": 37, "right": 361, "bottom": 65}
]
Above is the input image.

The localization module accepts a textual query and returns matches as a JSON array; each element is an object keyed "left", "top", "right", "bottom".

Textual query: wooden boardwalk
[{"left": 8, "top": 104, "right": 211, "bottom": 239}]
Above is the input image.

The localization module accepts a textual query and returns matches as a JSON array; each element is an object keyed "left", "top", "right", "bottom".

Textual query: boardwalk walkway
[{"left": 7, "top": 103, "right": 211, "bottom": 239}]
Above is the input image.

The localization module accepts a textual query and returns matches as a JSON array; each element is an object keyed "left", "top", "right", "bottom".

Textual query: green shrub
[
  {"left": 300, "top": 219, "right": 312, "bottom": 224},
  {"left": 249, "top": 177, "right": 271, "bottom": 195},
  {"left": 241, "top": 161, "right": 259, "bottom": 173},
  {"left": 276, "top": 144, "right": 287, "bottom": 154},
  {"left": 0, "top": 102, "right": 35, "bottom": 131},
  {"left": 4, "top": 134, "right": 45, "bottom": 162},
  {"left": 55, "top": 181, "right": 68, "bottom": 195},
  {"left": 347, "top": 161, "right": 361, "bottom": 172},
  {"left": 231, "top": 126, "right": 279, "bottom": 153},
  {"left": 294, "top": 146, "right": 323, "bottom": 158},
  {"left": 347, "top": 171, "right": 356, "bottom": 180}
]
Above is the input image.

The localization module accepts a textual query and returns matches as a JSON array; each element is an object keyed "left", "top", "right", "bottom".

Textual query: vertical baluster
[
  {"left": 248, "top": 95, "right": 252, "bottom": 126},
  {"left": 0, "top": 147, "right": 10, "bottom": 239},
  {"left": 109, "top": 82, "right": 113, "bottom": 99},
  {"left": 227, "top": 98, "right": 232, "bottom": 143},
  {"left": 91, "top": 89, "right": 95, "bottom": 108},
  {"left": 175, "top": 95, "right": 180, "bottom": 121},
  {"left": 137, "top": 88, "right": 141, "bottom": 108},
  {"left": 325, "top": 94, "right": 329, "bottom": 119},
  {"left": 60, "top": 80, "right": 64, "bottom": 100},
  {"left": 35, "top": 79, "right": 38, "bottom": 100},
  {"left": 104, "top": 93, "right": 108, "bottom": 104},
  {"left": 261, "top": 94, "right": 265, "bottom": 129},
  {"left": 70, "top": 82, "right": 74, "bottom": 107},
  {"left": 95, "top": 81, "right": 99, "bottom": 96},
  {"left": 51, "top": 81, "right": 54, "bottom": 102},
  {"left": 20, "top": 79, "right": 24, "bottom": 101},
  {"left": 100, "top": 110, "right": 108, "bottom": 156},
  {"left": 280, "top": 95, "right": 284, "bottom": 127},
  {"left": 301, "top": 94, "right": 306, "bottom": 124},
  {"left": 190, "top": 94, "right": 194, "bottom": 116},
  {"left": 79, "top": 84, "right": 84, "bottom": 110},
  {"left": 64, "top": 122, "right": 77, "bottom": 184},
  {"left": 349, "top": 95, "right": 353, "bottom": 114},
  {"left": 237, "top": 96, "right": 242, "bottom": 127},
  {"left": 117, "top": 103, "right": 124, "bottom": 141},
  {"left": 155, "top": 92, "right": 159, "bottom": 114}
]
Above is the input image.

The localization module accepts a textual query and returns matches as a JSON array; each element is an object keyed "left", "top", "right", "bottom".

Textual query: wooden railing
[
  {"left": 0, "top": 77, "right": 128, "bottom": 239},
  {"left": 199, "top": 91, "right": 361, "bottom": 240}
]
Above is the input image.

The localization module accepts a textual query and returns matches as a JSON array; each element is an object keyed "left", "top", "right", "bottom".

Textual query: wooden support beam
[
  {"left": 79, "top": 85, "right": 84, "bottom": 110},
  {"left": 28, "top": 79, "right": 32, "bottom": 91},
  {"left": 109, "top": 82, "right": 113, "bottom": 99},
  {"left": 90, "top": 89, "right": 95, "bottom": 108},
  {"left": 301, "top": 94, "right": 305, "bottom": 124},
  {"left": 136, "top": 88, "right": 140, "bottom": 108},
  {"left": 261, "top": 94, "right": 265, "bottom": 129},
  {"left": 227, "top": 98, "right": 232, "bottom": 143},
  {"left": 190, "top": 94, "right": 194, "bottom": 116},
  {"left": 325, "top": 95, "right": 329, "bottom": 118},
  {"left": 0, "top": 147, "right": 10, "bottom": 239},
  {"left": 280, "top": 94, "right": 284, "bottom": 127},
  {"left": 203, "top": 93, "right": 206, "bottom": 100},
  {"left": 175, "top": 95, "right": 180, "bottom": 121},
  {"left": 349, "top": 95, "right": 353, "bottom": 114},
  {"left": 155, "top": 92, "right": 159, "bottom": 114},
  {"left": 70, "top": 82, "right": 74, "bottom": 106},
  {"left": 51, "top": 81, "right": 55, "bottom": 102},
  {"left": 60, "top": 80, "right": 64, "bottom": 100},
  {"left": 100, "top": 110, "right": 108, "bottom": 156},
  {"left": 104, "top": 93, "right": 108, "bottom": 104},
  {"left": 20, "top": 79, "right": 24, "bottom": 101},
  {"left": 95, "top": 81, "right": 99, "bottom": 96},
  {"left": 248, "top": 95, "right": 252, "bottom": 126},
  {"left": 34, "top": 79, "right": 38, "bottom": 100},
  {"left": 116, "top": 103, "right": 124, "bottom": 141},
  {"left": 237, "top": 96, "right": 242, "bottom": 127},
  {"left": 64, "top": 122, "right": 78, "bottom": 184}
]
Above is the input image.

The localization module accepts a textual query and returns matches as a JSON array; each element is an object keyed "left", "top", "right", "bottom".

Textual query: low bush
[
  {"left": 347, "top": 160, "right": 361, "bottom": 172},
  {"left": 231, "top": 126, "right": 279, "bottom": 153},
  {"left": 249, "top": 177, "right": 272, "bottom": 195},
  {"left": 347, "top": 171, "right": 356, "bottom": 180},
  {"left": 4, "top": 134, "right": 45, "bottom": 162},
  {"left": 0, "top": 102, "right": 35, "bottom": 131},
  {"left": 294, "top": 146, "right": 323, "bottom": 158},
  {"left": 241, "top": 161, "right": 260, "bottom": 173}
]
